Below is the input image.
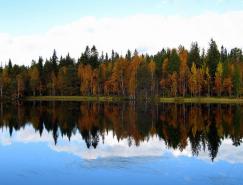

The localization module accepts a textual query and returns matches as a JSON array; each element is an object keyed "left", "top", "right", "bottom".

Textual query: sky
[
  {"left": 0, "top": 0, "right": 243, "bottom": 65},
  {"left": 1, "top": 126, "right": 243, "bottom": 185}
]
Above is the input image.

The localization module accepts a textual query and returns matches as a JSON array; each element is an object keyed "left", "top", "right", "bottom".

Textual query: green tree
[
  {"left": 229, "top": 48, "right": 242, "bottom": 62},
  {"left": 136, "top": 62, "right": 150, "bottom": 99},
  {"left": 168, "top": 49, "right": 180, "bottom": 74},
  {"left": 233, "top": 65, "right": 241, "bottom": 97},
  {"left": 125, "top": 50, "right": 132, "bottom": 61},
  {"left": 188, "top": 42, "right": 201, "bottom": 68},
  {"left": 58, "top": 66, "right": 79, "bottom": 96},
  {"left": 50, "top": 49, "right": 58, "bottom": 74},
  {"left": 207, "top": 39, "right": 220, "bottom": 77},
  {"left": 78, "top": 46, "right": 90, "bottom": 65},
  {"left": 90, "top": 45, "right": 99, "bottom": 68}
]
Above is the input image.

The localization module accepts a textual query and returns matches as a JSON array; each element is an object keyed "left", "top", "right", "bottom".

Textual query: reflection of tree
[
  {"left": 0, "top": 102, "right": 243, "bottom": 160},
  {"left": 207, "top": 123, "right": 221, "bottom": 161},
  {"left": 232, "top": 105, "right": 243, "bottom": 146}
]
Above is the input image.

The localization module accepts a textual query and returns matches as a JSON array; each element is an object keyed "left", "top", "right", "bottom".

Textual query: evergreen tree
[
  {"left": 233, "top": 65, "right": 241, "bottom": 97},
  {"left": 60, "top": 53, "right": 74, "bottom": 68},
  {"left": 207, "top": 39, "right": 220, "bottom": 77},
  {"left": 50, "top": 49, "right": 58, "bottom": 74},
  {"left": 220, "top": 46, "right": 228, "bottom": 63},
  {"left": 100, "top": 51, "right": 104, "bottom": 63},
  {"left": 188, "top": 42, "right": 201, "bottom": 68},
  {"left": 78, "top": 46, "right": 90, "bottom": 65},
  {"left": 90, "top": 45, "right": 99, "bottom": 68},
  {"left": 125, "top": 50, "right": 132, "bottom": 61},
  {"left": 136, "top": 62, "right": 150, "bottom": 99},
  {"left": 111, "top": 50, "right": 115, "bottom": 62},
  {"left": 105, "top": 53, "right": 109, "bottom": 62},
  {"left": 230, "top": 48, "right": 243, "bottom": 62},
  {"left": 8, "top": 59, "right": 12, "bottom": 69},
  {"left": 168, "top": 49, "right": 180, "bottom": 74}
]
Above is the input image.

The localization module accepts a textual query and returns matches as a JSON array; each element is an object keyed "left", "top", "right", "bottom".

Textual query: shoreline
[{"left": 24, "top": 96, "right": 243, "bottom": 104}]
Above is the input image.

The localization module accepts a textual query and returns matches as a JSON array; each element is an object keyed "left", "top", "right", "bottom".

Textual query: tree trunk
[{"left": 0, "top": 87, "right": 3, "bottom": 99}]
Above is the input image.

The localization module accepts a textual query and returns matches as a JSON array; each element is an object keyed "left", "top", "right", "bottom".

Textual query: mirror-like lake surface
[{"left": 0, "top": 102, "right": 243, "bottom": 185}]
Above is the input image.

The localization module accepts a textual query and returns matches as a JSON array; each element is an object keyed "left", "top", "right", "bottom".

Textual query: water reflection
[{"left": 0, "top": 102, "right": 242, "bottom": 161}]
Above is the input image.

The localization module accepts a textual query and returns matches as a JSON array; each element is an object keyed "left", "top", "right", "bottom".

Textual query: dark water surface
[{"left": 0, "top": 102, "right": 243, "bottom": 185}]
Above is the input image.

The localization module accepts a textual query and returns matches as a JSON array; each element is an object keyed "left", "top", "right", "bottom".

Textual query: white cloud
[
  {"left": 1, "top": 125, "right": 243, "bottom": 164},
  {"left": 50, "top": 133, "right": 165, "bottom": 160},
  {"left": 0, "top": 11, "right": 243, "bottom": 65}
]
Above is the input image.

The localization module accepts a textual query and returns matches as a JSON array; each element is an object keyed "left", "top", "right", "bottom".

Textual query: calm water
[{"left": 0, "top": 102, "right": 243, "bottom": 185}]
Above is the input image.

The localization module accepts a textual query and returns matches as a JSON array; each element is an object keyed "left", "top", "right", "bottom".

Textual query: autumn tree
[
  {"left": 188, "top": 63, "right": 198, "bottom": 96},
  {"left": 29, "top": 66, "right": 40, "bottom": 96},
  {"left": 57, "top": 67, "right": 66, "bottom": 95},
  {"left": 16, "top": 73, "right": 25, "bottom": 98},
  {"left": 0, "top": 69, "right": 4, "bottom": 99},
  {"left": 78, "top": 64, "right": 93, "bottom": 95},
  {"left": 51, "top": 72, "right": 58, "bottom": 96},
  {"left": 215, "top": 62, "right": 223, "bottom": 96},
  {"left": 127, "top": 55, "right": 141, "bottom": 99},
  {"left": 0, "top": 68, "right": 11, "bottom": 98},
  {"left": 108, "top": 58, "right": 128, "bottom": 96},
  {"left": 148, "top": 60, "right": 156, "bottom": 96},
  {"left": 178, "top": 48, "right": 189, "bottom": 96},
  {"left": 197, "top": 68, "right": 203, "bottom": 96},
  {"left": 204, "top": 67, "right": 211, "bottom": 96},
  {"left": 91, "top": 68, "right": 99, "bottom": 96},
  {"left": 169, "top": 72, "right": 178, "bottom": 97},
  {"left": 159, "top": 58, "right": 169, "bottom": 96},
  {"left": 223, "top": 77, "right": 233, "bottom": 96},
  {"left": 154, "top": 49, "right": 167, "bottom": 95}
]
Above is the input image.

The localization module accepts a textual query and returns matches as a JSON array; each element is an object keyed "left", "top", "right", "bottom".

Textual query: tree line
[{"left": 0, "top": 39, "right": 243, "bottom": 100}]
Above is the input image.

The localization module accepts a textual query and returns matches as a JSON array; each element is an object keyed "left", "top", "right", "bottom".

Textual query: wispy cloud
[
  {"left": 0, "top": 11, "right": 243, "bottom": 65},
  {"left": 1, "top": 126, "right": 243, "bottom": 164}
]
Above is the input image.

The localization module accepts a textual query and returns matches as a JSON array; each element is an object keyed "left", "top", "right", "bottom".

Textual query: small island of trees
[{"left": 0, "top": 39, "right": 243, "bottom": 102}]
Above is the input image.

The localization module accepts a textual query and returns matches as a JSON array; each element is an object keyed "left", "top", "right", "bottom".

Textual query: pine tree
[
  {"left": 207, "top": 39, "right": 220, "bottom": 77},
  {"left": 126, "top": 50, "right": 132, "bottom": 61},
  {"left": 188, "top": 42, "right": 201, "bottom": 68},
  {"left": 78, "top": 46, "right": 90, "bottom": 65},
  {"left": 90, "top": 45, "right": 99, "bottom": 68},
  {"left": 50, "top": 49, "right": 58, "bottom": 74},
  {"left": 168, "top": 49, "right": 180, "bottom": 74},
  {"left": 233, "top": 65, "right": 241, "bottom": 97}
]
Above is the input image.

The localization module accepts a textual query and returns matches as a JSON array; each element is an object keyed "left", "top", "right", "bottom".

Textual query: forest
[{"left": 0, "top": 39, "right": 243, "bottom": 100}]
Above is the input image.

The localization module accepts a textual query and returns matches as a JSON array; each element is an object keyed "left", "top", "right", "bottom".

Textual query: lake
[{"left": 0, "top": 102, "right": 243, "bottom": 185}]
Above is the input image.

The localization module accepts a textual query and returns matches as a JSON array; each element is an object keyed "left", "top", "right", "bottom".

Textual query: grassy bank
[
  {"left": 25, "top": 96, "right": 126, "bottom": 102},
  {"left": 25, "top": 96, "right": 243, "bottom": 104},
  {"left": 159, "top": 97, "right": 243, "bottom": 104}
]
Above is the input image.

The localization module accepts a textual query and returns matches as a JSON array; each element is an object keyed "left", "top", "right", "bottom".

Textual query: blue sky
[
  {"left": 1, "top": 126, "right": 243, "bottom": 185},
  {"left": 0, "top": 0, "right": 243, "bottom": 64},
  {"left": 1, "top": 0, "right": 243, "bottom": 35}
]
